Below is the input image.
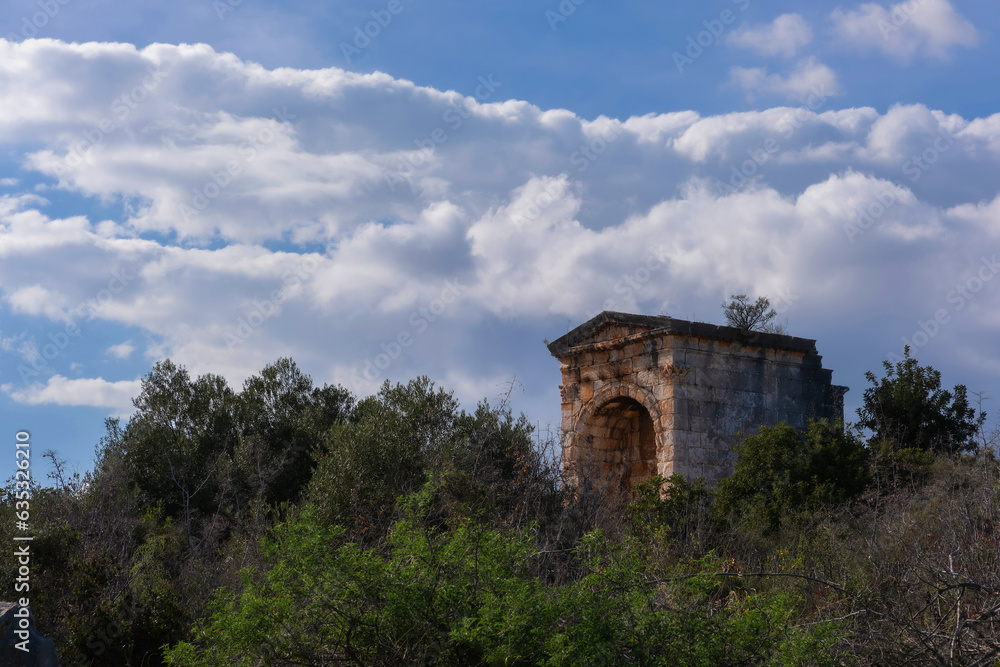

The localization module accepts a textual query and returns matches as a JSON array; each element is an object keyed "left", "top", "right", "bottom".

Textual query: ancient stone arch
[
  {"left": 549, "top": 312, "right": 847, "bottom": 487},
  {"left": 574, "top": 383, "right": 663, "bottom": 490}
]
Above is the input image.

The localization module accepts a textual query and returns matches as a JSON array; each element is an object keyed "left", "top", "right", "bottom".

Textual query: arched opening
[{"left": 580, "top": 396, "right": 658, "bottom": 491}]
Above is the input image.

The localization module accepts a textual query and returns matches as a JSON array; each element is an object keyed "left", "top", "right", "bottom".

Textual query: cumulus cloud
[
  {"left": 105, "top": 341, "right": 135, "bottom": 359},
  {"left": 0, "top": 38, "right": 999, "bottom": 430},
  {"left": 859, "top": 103, "right": 967, "bottom": 164},
  {"left": 947, "top": 193, "right": 1000, "bottom": 234},
  {"left": 829, "top": 0, "right": 979, "bottom": 61},
  {"left": 4, "top": 284, "right": 72, "bottom": 323},
  {"left": 727, "top": 14, "right": 814, "bottom": 58},
  {"left": 3, "top": 375, "right": 140, "bottom": 413},
  {"left": 728, "top": 58, "right": 841, "bottom": 103}
]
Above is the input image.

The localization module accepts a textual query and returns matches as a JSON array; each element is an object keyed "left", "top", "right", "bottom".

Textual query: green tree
[
  {"left": 306, "top": 377, "right": 459, "bottom": 538},
  {"left": 442, "top": 400, "right": 557, "bottom": 529},
  {"left": 306, "top": 376, "right": 562, "bottom": 541},
  {"left": 857, "top": 346, "right": 983, "bottom": 454},
  {"left": 121, "top": 359, "right": 237, "bottom": 539},
  {"left": 716, "top": 421, "right": 869, "bottom": 533},
  {"left": 236, "top": 358, "right": 354, "bottom": 507}
]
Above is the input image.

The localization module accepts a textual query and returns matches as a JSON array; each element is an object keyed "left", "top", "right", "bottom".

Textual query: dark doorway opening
[{"left": 583, "top": 396, "right": 657, "bottom": 491}]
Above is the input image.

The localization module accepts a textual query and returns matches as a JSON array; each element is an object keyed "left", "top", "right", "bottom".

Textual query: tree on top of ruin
[{"left": 722, "top": 294, "right": 786, "bottom": 335}]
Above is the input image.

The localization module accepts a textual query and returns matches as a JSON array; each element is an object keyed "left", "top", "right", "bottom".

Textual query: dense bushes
[
  {"left": 3, "top": 353, "right": 999, "bottom": 665},
  {"left": 164, "top": 477, "right": 844, "bottom": 667},
  {"left": 715, "top": 420, "right": 869, "bottom": 533}
]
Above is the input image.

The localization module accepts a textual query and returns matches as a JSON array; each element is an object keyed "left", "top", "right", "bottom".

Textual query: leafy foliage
[
  {"left": 121, "top": 359, "right": 238, "bottom": 535},
  {"left": 235, "top": 357, "right": 354, "bottom": 507},
  {"left": 857, "top": 346, "right": 984, "bottom": 454},
  {"left": 305, "top": 377, "right": 458, "bottom": 540},
  {"left": 715, "top": 421, "right": 869, "bottom": 533},
  {"left": 626, "top": 473, "right": 717, "bottom": 560},
  {"left": 306, "top": 376, "right": 554, "bottom": 544},
  {"left": 8, "top": 355, "right": 999, "bottom": 666},
  {"left": 164, "top": 477, "right": 844, "bottom": 667}
]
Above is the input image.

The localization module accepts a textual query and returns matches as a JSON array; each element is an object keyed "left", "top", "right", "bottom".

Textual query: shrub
[
  {"left": 164, "top": 477, "right": 848, "bottom": 666},
  {"left": 857, "top": 346, "right": 983, "bottom": 454},
  {"left": 716, "top": 421, "right": 869, "bottom": 533}
]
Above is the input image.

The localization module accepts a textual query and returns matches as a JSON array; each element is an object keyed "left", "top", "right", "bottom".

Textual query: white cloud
[
  {"left": 859, "top": 103, "right": 966, "bottom": 164},
  {"left": 829, "top": 0, "right": 979, "bottom": 61},
  {"left": 947, "top": 193, "right": 1000, "bottom": 235},
  {"left": 0, "top": 39, "right": 998, "bottom": 423},
  {"left": 0, "top": 178, "right": 18, "bottom": 186},
  {"left": 4, "top": 285, "right": 72, "bottom": 323},
  {"left": 0, "top": 194, "right": 93, "bottom": 257},
  {"left": 961, "top": 115, "right": 1000, "bottom": 160},
  {"left": 105, "top": 341, "right": 135, "bottom": 360},
  {"left": 0, "top": 332, "right": 24, "bottom": 353},
  {"left": 4, "top": 375, "right": 140, "bottom": 413},
  {"left": 728, "top": 58, "right": 841, "bottom": 103},
  {"left": 18, "top": 343, "right": 41, "bottom": 370},
  {"left": 727, "top": 14, "right": 813, "bottom": 58}
]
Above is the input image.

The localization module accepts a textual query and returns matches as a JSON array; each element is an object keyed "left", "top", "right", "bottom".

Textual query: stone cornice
[{"left": 548, "top": 311, "right": 822, "bottom": 359}]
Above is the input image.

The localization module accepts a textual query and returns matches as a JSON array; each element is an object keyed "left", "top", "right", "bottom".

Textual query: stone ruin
[{"left": 548, "top": 311, "right": 847, "bottom": 489}]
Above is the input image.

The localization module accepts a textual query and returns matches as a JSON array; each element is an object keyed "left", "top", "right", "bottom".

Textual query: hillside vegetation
[{"left": 3, "top": 353, "right": 999, "bottom": 666}]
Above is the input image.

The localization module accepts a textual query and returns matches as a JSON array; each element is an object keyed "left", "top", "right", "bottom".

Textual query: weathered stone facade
[{"left": 548, "top": 312, "right": 847, "bottom": 488}]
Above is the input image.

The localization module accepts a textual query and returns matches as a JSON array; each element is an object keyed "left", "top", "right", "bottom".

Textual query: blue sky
[{"left": 1, "top": 0, "right": 999, "bottom": 482}]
